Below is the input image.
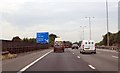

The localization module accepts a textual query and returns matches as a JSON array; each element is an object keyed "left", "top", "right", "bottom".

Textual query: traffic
[
  {"left": 53, "top": 37, "right": 96, "bottom": 54},
  {"left": 1, "top": 0, "right": 119, "bottom": 73}
]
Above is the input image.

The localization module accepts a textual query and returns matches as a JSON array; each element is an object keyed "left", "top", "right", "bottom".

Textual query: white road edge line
[
  {"left": 112, "top": 56, "right": 118, "bottom": 58},
  {"left": 17, "top": 50, "right": 53, "bottom": 73},
  {"left": 77, "top": 56, "right": 80, "bottom": 58},
  {"left": 88, "top": 65, "right": 95, "bottom": 70}
]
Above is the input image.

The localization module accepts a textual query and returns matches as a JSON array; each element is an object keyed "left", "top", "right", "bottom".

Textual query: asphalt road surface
[{"left": 20, "top": 48, "right": 118, "bottom": 72}]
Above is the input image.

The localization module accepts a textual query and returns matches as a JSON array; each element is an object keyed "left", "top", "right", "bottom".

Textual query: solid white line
[
  {"left": 88, "top": 65, "right": 95, "bottom": 69},
  {"left": 112, "top": 56, "right": 118, "bottom": 58},
  {"left": 18, "top": 50, "right": 53, "bottom": 73},
  {"left": 77, "top": 56, "right": 80, "bottom": 58}
]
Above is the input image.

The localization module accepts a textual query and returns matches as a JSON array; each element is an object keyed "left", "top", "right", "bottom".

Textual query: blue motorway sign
[{"left": 36, "top": 32, "right": 49, "bottom": 44}]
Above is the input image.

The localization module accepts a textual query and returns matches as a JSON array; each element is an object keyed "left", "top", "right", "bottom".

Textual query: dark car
[{"left": 72, "top": 44, "right": 79, "bottom": 49}]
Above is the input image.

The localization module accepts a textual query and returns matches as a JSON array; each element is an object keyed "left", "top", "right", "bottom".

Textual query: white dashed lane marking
[
  {"left": 18, "top": 50, "right": 53, "bottom": 72},
  {"left": 88, "top": 65, "right": 95, "bottom": 69},
  {"left": 77, "top": 56, "right": 80, "bottom": 58},
  {"left": 112, "top": 56, "right": 118, "bottom": 58}
]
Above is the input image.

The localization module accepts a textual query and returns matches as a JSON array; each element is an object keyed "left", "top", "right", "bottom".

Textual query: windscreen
[{"left": 54, "top": 41, "right": 63, "bottom": 48}]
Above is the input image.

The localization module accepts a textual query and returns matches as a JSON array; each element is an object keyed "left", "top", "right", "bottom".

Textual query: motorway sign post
[{"left": 36, "top": 32, "right": 49, "bottom": 44}]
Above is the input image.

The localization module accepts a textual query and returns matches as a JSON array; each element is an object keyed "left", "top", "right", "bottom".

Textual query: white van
[{"left": 80, "top": 40, "right": 96, "bottom": 54}]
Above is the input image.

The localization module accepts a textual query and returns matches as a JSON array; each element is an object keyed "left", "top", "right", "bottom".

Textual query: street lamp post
[
  {"left": 106, "top": 0, "right": 109, "bottom": 46},
  {"left": 80, "top": 26, "right": 82, "bottom": 41},
  {"left": 80, "top": 26, "right": 86, "bottom": 40},
  {"left": 85, "top": 17, "right": 94, "bottom": 40}
]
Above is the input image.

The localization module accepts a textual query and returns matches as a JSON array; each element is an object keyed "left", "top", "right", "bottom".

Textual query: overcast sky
[{"left": 0, "top": 0, "right": 119, "bottom": 43}]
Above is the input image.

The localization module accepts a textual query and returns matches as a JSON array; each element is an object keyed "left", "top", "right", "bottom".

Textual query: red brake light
[
  {"left": 95, "top": 44, "right": 96, "bottom": 48},
  {"left": 82, "top": 45, "right": 84, "bottom": 48}
]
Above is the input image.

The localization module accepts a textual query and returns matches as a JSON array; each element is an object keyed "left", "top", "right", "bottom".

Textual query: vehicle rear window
[
  {"left": 88, "top": 42, "right": 94, "bottom": 44},
  {"left": 89, "top": 42, "right": 90, "bottom": 44},
  {"left": 55, "top": 41, "right": 63, "bottom": 46},
  {"left": 92, "top": 42, "right": 94, "bottom": 44}
]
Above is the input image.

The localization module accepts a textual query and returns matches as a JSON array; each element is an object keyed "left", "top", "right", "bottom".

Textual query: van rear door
[
  {"left": 89, "top": 40, "right": 95, "bottom": 50},
  {"left": 83, "top": 40, "right": 89, "bottom": 50}
]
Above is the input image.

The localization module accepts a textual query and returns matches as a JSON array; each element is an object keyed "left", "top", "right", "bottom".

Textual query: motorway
[{"left": 17, "top": 48, "right": 118, "bottom": 72}]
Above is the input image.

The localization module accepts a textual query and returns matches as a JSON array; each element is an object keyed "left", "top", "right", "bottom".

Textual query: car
[
  {"left": 80, "top": 40, "right": 96, "bottom": 54},
  {"left": 72, "top": 44, "right": 79, "bottom": 49},
  {"left": 54, "top": 38, "right": 65, "bottom": 53},
  {"left": 64, "top": 45, "right": 69, "bottom": 48}
]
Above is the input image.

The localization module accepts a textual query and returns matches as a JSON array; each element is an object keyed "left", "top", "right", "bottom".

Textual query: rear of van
[
  {"left": 88, "top": 40, "right": 96, "bottom": 54},
  {"left": 80, "top": 40, "right": 89, "bottom": 53},
  {"left": 80, "top": 40, "right": 96, "bottom": 54}
]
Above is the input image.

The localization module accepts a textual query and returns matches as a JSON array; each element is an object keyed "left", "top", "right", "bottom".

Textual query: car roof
[
  {"left": 72, "top": 44, "right": 78, "bottom": 46},
  {"left": 55, "top": 38, "right": 63, "bottom": 41},
  {"left": 82, "top": 40, "right": 88, "bottom": 42},
  {"left": 82, "top": 40, "right": 95, "bottom": 42},
  {"left": 89, "top": 40, "right": 95, "bottom": 42}
]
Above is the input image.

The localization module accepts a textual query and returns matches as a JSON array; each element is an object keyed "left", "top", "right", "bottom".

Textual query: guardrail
[
  {"left": 1, "top": 40, "right": 50, "bottom": 54},
  {"left": 2, "top": 51, "right": 9, "bottom": 55},
  {"left": 2, "top": 45, "right": 49, "bottom": 54},
  {"left": 96, "top": 46, "right": 119, "bottom": 51}
]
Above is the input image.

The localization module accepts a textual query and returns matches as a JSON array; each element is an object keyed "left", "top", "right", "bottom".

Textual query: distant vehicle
[
  {"left": 72, "top": 44, "right": 79, "bottom": 49},
  {"left": 54, "top": 38, "right": 64, "bottom": 53},
  {"left": 80, "top": 40, "right": 96, "bottom": 54},
  {"left": 64, "top": 45, "right": 69, "bottom": 48},
  {"left": 64, "top": 45, "right": 71, "bottom": 48}
]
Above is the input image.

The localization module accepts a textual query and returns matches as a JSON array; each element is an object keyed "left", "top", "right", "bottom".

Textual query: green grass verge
[{"left": 0, "top": 53, "right": 17, "bottom": 60}]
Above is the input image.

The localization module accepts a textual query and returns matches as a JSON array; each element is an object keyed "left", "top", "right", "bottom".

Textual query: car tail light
[
  {"left": 82, "top": 45, "right": 84, "bottom": 49},
  {"left": 95, "top": 44, "right": 96, "bottom": 48}
]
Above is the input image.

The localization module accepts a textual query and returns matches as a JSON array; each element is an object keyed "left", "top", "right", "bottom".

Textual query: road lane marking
[
  {"left": 88, "top": 65, "right": 95, "bottom": 70},
  {"left": 18, "top": 50, "right": 53, "bottom": 73},
  {"left": 73, "top": 53, "right": 74, "bottom": 54},
  {"left": 77, "top": 56, "right": 80, "bottom": 58},
  {"left": 112, "top": 56, "right": 118, "bottom": 58}
]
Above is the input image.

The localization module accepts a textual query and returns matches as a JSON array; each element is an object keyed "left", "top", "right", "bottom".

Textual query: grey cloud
[
  {"left": 1, "top": 1, "right": 118, "bottom": 42},
  {"left": 2, "top": 2, "right": 111, "bottom": 28}
]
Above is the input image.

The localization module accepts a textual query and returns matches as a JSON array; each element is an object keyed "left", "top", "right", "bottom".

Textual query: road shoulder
[{"left": 2, "top": 48, "right": 53, "bottom": 71}]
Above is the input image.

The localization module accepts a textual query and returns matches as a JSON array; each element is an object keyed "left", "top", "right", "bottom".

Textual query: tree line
[
  {"left": 96, "top": 31, "right": 120, "bottom": 46},
  {"left": 12, "top": 34, "right": 57, "bottom": 45},
  {"left": 11, "top": 33, "right": 72, "bottom": 47}
]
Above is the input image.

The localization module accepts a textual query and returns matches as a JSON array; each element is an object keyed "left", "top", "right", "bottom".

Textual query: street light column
[
  {"left": 80, "top": 26, "right": 83, "bottom": 41},
  {"left": 85, "top": 17, "right": 94, "bottom": 40},
  {"left": 83, "top": 27, "right": 84, "bottom": 40},
  {"left": 80, "top": 26, "right": 86, "bottom": 40},
  {"left": 89, "top": 17, "right": 91, "bottom": 40},
  {"left": 106, "top": 0, "right": 109, "bottom": 46},
  {"left": 83, "top": 26, "right": 86, "bottom": 40}
]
